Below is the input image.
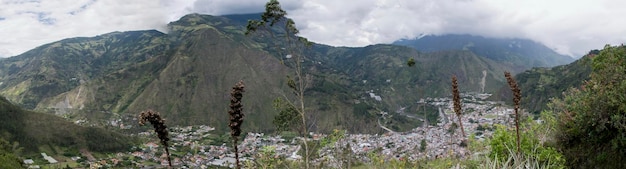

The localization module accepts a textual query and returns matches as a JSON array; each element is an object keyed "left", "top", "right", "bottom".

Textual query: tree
[
  {"left": 551, "top": 45, "right": 626, "bottom": 168},
  {"left": 407, "top": 58, "right": 416, "bottom": 67},
  {"left": 272, "top": 98, "right": 301, "bottom": 134},
  {"left": 246, "top": 0, "right": 314, "bottom": 168},
  {"left": 0, "top": 138, "right": 23, "bottom": 169},
  {"left": 419, "top": 139, "right": 427, "bottom": 152}
]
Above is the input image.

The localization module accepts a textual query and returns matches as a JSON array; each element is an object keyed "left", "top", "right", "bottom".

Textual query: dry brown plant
[
  {"left": 228, "top": 80, "right": 245, "bottom": 169},
  {"left": 504, "top": 71, "right": 522, "bottom": 154},
  {"left": 451, "top": 75, "right": 466, "bottom": 139},
  {"left": 139, "top": 110, "right": 171, "bottom": 167}
]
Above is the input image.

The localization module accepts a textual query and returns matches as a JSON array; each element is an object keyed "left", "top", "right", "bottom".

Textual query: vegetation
[
  {"left": 271, "top": 98, "right": 301, "bottom": 134},
  {"left": 551, "top": 45, "right": 626, "bottom": 168},
  {"left": 1, "top": 2, "right": 625, "bottom": 168},
  {"left": 500, "top": 51, "right": 593, "bottom": 114},
  {"left": 504, "top": 71, "right": 522, "bottom": 153},
  {"left": 488, "top": 117, "right": 565, "bottom": 168},
  {"left": 394, "top": 34, "right": 574, "bottom": 72},
  {"left": 246, "top": 0, "right": 316, "bottom": 168},
  {"left": 228, "top": 81, "right": 245, "bottom": 169},
  {"left": 0, "top": 138, "right": 23, "bottom": 169},
  {"left": 451, "top": 75, "right": 466, "bottom": 138},
  {"left": 0, "top": 12, "right": 524, "bottom": 134},
  {"left": 138, "top": 110, "right": 171, "bottom": 167},
  {"left": 0, "top": 96, "right": 133, "bottom": 155}
]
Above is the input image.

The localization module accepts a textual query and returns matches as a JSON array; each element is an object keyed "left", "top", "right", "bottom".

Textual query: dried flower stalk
[
  {"left": 452, "top": 75, "right": 466, "bottom": 138},
  {"left": 228, "top": 80, "right": 245, "bottom": 169},
  {"left": 139, "top": 110, "right": 171, "bottom": 167},
  {"left": 505, "top": 71, "right": 522, "bottom": 154}
]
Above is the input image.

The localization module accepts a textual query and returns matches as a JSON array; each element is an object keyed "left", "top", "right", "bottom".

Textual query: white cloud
[
  {"left": 0, "top": 0, "right": 178, "bottom": 57},
  {"left": 1, "top": 0, "right": 625, "bottom": 57},
  {"left": 287, "top": 0, "right": 626, "bottom": 56}
]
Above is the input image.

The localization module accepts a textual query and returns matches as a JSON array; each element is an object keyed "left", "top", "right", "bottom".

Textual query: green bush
[
  {"left": 488, "top": 118, "right": 565, "bottom": 168},
  {"left": 551, "top": 45, "right": 626, "bottom": 168},
  {"left": 0, "top": 138, "right": 23, "bottom": 169}
]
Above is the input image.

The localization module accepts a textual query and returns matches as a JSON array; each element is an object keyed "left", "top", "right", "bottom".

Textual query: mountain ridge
[
  {"left": 0, "top": 13, "right": 571, "bottom": 134},
  {"left": 394, "top": 34, "right": 574, "bottom": 72}
]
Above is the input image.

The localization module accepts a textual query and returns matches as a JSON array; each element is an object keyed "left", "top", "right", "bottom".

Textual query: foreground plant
[
  {"left": 451, "top": 75, "right": 466, "bottom": 138},
  {"left": 551, "top": 45, "right": 626, "bottom": 168},
  {"left": 488, "top": 119, "right": 565, "bottom": 168},
  {"left": 139, "top": 110, "right": 171, "bottom": 167},
  {"left": 504, "top": 71, "right": 521, "bottom": 154},
  {"left": 228, "top": 80, "right": 245, "bottom": 169}
]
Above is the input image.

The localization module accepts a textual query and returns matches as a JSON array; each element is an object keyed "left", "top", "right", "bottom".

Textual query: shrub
[
  {"left": 551, "top": 45, "right": 626, "bottom": 168},
  {"left": 488, "top": 119, "right": 565, "bottom": 168}
]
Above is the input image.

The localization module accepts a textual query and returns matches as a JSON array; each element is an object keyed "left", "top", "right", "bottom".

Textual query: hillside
[
  {"left": 496, "top": 50, "right": 595, "bottom": 114},
  {"left": 394, "top": 34, "right": 575, "bottom": 72},
  {"left": 0, "top": 14, "right": 515, "bottom": 134},
  {"left": 0, "top": 30, "right": 169, "bottom": 110},
  {"left": 0, "top": 96, "right": 133, "bottom": 154},
  {"left": 306, "top": 44, "right": 509, "bottom": 108}
]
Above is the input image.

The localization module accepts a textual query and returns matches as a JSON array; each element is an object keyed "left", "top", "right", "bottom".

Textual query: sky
[{"left": 1, "top": 0, "right": 626, "bottom": 58}]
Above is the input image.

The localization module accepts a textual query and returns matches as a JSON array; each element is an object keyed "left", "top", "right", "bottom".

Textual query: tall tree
[{"left": 246, "top": 0, "right": 314, "bottom": 168}]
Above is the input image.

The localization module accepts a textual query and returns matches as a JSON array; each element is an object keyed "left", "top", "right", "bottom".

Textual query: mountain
[
  {"left": 0, "top": 96, "right": 134, "bottom": 155},
  {"left": 496, "top": 50, "right": 596, "bottom": 114},
  {"left": 0, "top": 14, "right": 515, "bottom": 134},
  {"left": 305, "top": 44, "right": 509, "bottom": 106},
  {"left": 394, "top": 34, "right": 575, "bottom": 72}
]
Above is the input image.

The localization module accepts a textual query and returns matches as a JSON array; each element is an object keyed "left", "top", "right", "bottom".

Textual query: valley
[
  {"left": 22, "top": 93, "right": 518, "bottom": 168},
  {"left": 0, "top": 5, "right": 620, "bottom": 168}
]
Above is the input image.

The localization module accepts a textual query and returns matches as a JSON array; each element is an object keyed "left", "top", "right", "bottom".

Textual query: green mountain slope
[
  {"left": 0, "top": 96, "right": 133, "bottom": 154},
  {"left": 307, "top": 45, "right": 509, "bottom": 108},
  {"left": 0, "top": 14, "right": 516, "bottom": 134},
  {"left": 0, "top": 30, "right": 169, "bottom": 109},
  {"left": 496, "top": 50, "right": 596, "bottom": 114},
  {"left": 394, "top": 34, "right": 575, "bottom": 72}
]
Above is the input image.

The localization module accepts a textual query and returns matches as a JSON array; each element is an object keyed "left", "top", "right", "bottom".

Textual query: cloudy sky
[{"left": 1, "top": 0, "right": 625, "bottom": 58}]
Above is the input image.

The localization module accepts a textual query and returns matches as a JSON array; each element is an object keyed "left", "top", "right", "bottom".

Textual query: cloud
[
  {"left": 285, "top": 0, "right": 626, "bottom": 56},
  {"left": 0, "top": 0, "right": 173, "bottom": 57},
  {"left": 191, "top": 0, "right": 302, "bottom": 15},
  {"left": 1, "top": 0, "right": 626, "bottom": 58}
]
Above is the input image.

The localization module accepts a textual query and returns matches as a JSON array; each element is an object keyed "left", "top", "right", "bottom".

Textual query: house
[
  {"left": 41, "top": 153, "right": 58, "bottom": 164},
  {"left": 145, "top": 142, "right": 160, "bottom": 149}
]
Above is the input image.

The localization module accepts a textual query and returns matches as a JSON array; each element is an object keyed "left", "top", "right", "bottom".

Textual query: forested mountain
[
  {"left": 496, "top": 50, "right": 596, "bottom": 114},
  {"left": 394, "top": 34, "right": 574, "bottom": 72},
  {"left": 0, "top": 14, "right": 563, "bottom": 134}
]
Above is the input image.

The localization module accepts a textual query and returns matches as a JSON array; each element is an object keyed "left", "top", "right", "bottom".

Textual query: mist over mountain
[{"left": 394, "top": 34, "right": 575, "bottom": 72}]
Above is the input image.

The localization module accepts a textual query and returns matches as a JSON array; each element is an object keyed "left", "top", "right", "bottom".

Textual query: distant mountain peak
[{"left": 393, "top": 34, "right": 574, "bottom": 72}]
